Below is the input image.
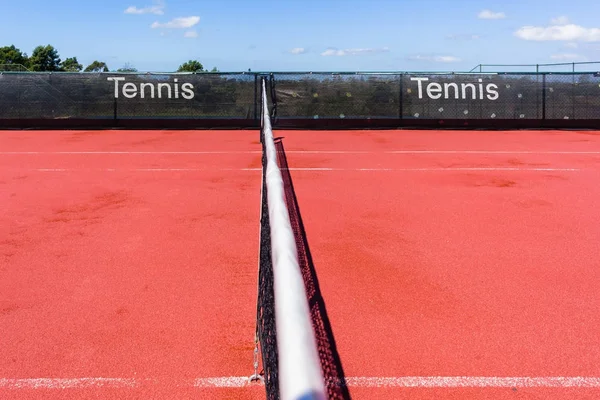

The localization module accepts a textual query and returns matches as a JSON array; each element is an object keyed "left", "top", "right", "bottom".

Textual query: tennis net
[{"left": 252, "top": 78, "right": 327, "bottom": 400}]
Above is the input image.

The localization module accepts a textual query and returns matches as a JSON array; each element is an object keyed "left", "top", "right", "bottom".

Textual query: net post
[{"left": 248, "top": 329, "right": 265, "bottom": 384}]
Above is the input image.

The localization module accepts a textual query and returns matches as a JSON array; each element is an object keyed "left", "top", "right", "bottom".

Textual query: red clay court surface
[{"left": 1, "top": 129, "right": 600, "bottom": 400}]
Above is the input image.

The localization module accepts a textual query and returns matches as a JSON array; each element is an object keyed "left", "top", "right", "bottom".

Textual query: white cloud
[
  {"left": 515, "top": 24, "right": 600, "bottom": 41},
  {"left": 151, "top": 16, "right": 200, "bottom": 29},
  {"left": 551, "top": 16, "right": 570, "bottom": 25},
  {"left": 184, "top": 30, "right": 198, "bottom": 38},
  {"left": 478, "top": 10, "right": 506, "bottom": 20},
  {"left": 125, "top": 1, "right": 165, "bottom": 15},
  {"left": 290, "top": 47, "right": 307, "bottom": 55},
  {"left": 550, "top": 53, "right": 587, "bottom": 61},
  {"left": 565, "top": 42, "right": 579, "bottom": 48},
  {"left": 320, "top": 47, "right": 389, "bottom": 56},
  {"left": 408, "top": 55, "right": 461, "bottom": 63},
  {"left": 321, "top": 49, "right": 343, "bottom": 56}
]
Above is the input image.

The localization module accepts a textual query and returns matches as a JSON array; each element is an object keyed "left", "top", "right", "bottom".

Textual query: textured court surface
[{"left": 2, "top": 129, "right": 600, "bottom": 399}]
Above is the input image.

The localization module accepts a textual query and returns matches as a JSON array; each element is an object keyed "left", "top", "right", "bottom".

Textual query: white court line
[
  {"left": 386, "top": 150, "right": 600, "bottom": 155},
  {"left": 2, "top": 150, "right": 600, "bottom": 155},
  {"left": 2, "top": 377, "right": 600, "bottom": 389},
  {"left": 0, "top": 378, "right": 138, "bottom": 389},
  {"left": 30, "top": 167, "right": 582, "bottom": 172},
  {"left": 288, "top": 167, "right": 582, "bottom": 172},
  {"left": 0, "top": 151, "right": 262, "bottom": 155}
]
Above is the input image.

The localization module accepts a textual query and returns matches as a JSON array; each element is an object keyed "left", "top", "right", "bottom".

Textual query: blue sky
[{"left": 2, "top": 0, "right": 600, "bottom": 72}]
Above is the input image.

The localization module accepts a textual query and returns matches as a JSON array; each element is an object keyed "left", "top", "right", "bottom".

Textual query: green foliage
[
  {"left": 1, "top": 43, "right": 216, "bottom": 72},
  {"left": 0, "top": 45, "right": 29, "bottom": 69},
  {"left": 61, "top": 57, "right": 83, "bottom": 72},
  {"left": 177, "top": 60, "right": 204, "bottom": 72},
  {"left": 116, "top": 63, "right": 137, "bottom": 72},
  {"left": 84, "top": 61, "right": 109, "bottom": 72},
  {"left": 29, "top": 45, "right": 61, "bottom": 71}
]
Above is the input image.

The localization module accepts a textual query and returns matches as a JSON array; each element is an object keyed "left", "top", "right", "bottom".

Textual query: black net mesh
[
  {"left": 256, "top": 81, "right": 279, "bottom": 399},
  {"left": 269, "top": 72, "right": 600, "bottom": 122},
  {"left": 256, "top": 78, "right": 349, "bottom": 399},
  {"left": 272, "top": 73, "right": 401, "bottom": 119},
  {"left": 545, "top": 73, "right": 600, "bottom": 119},
  {"left": 114, "top": 73, "right": 256, "bottom": 119},
  {"left": 2, "top": 71, "right": 600, "bottom": 127},
  {"left": 401, "top": 74, "right": 543, "bottom": 120},
  {"left": 275, "top": 140, "right": 350, "bottom": 400},
  {"left": 0, "top": 72, "right": 114, "bottom": 119},
  {"left": 257, "top": 141, "right": 279, "bottom": 399},
  {"left": 0, "top": 72, "right": 257, "bottom": 119}
]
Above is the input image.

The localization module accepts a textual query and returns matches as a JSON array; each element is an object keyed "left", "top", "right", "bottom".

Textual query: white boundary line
[
  {"left": 2, "top": 377, "right": 600, "bottom": 389},
  {"left": 385, "top": 151, "right": 600, "bottom": 155},
  {"left": 27, "top": 167, "right": 582, "bottom": 172},
  {"left": 1, "top": 150, "right": 600, "bottom": 155}
]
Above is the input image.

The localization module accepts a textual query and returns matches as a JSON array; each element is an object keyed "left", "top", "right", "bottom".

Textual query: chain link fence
[
  {"left": 0, "top": 72, "right": 258, "bottom": 121},
  {"left": 1, "top": 71, "right": 600, "bottom": 128},
  {"left": 271, "top": 72, "right": 600, "bottom": 122}
]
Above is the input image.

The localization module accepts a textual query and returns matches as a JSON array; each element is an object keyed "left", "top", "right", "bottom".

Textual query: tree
[
  {"left": 0, "top": 45, "right": 29, "bottom": 69},
  {"left": 210, "top": 67, "right": 218, "bottom": 72},
  {"left": 116, "top": 63, "right": 137, "bottom": 72},
  {"left": 84, "top": 61, "right": 109, "bottom": 72},
  {"left": 61, "top": 57, "right": 83, "bottom": 72},
  {"left": 177, "top": 60, "right": 204, "bottom": 72},
  {"left": 29, "top": 45, "right": 61, "bottom": 71}
]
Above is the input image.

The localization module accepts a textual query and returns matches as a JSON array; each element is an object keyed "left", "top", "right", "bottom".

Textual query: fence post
[
  {"left": 254, "top": 73, "right": 258, "bottom": 125},
  {"left": 268, "top": 73, "right": 277, "bottom": 122},
  {"left": 572, "top": 73, "right": 576, "bottom": 119},
  {"left": 113, "top": 98, "right": 118, "bottom": 123},
  {"left": 542, "top": 73, "right": 546, "bottom": 122},
  {"left": 398, "top": 74, "right": 403, "bottom": 125}
]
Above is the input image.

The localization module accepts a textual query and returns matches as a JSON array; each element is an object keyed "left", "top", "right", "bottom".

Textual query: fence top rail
[
  {"left": 470, "top": 61, "right": 600, "bottom": 73},
  {"left": 0, "top": 71, "right": 258, "bottom": 75},
  {"left": 1, "top": 71, "right": 600, "bottom": 76}
]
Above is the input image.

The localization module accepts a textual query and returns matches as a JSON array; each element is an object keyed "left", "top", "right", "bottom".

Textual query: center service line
[{"left": 2, "top": 376, "right": 600, "bottom": 389}]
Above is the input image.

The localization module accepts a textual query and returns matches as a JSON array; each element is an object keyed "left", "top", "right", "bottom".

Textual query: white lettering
[
  {"left": 486, "top": 83, "right": 499, "bottom": 100},
  {"left": 444, "top": 83, "right": 459, "bottom": 99},
  {"left": 181, "top": 83, "right": 195, "bottom": 100},
  {"left": 426, "top": 82, "right": 443, "bottom": 99},
  {"left": 158, "top": 83, "right": 172, "bottom": 99},
  {"left": 461, "top": 83, "right": 477, "bottom": 100},
  {"left": 140, "top": 83, "right": 155, "bottom": 99},
  {"left": 107, "top": 78, "right": 195, "bottom": 100},
  {"left": 410, "top": 77, "right": 429, "bottom": 99},
  {"left": 107, "top": 77, "right": 125, "bottom": 98},
  {"left": 408, "top": 78, "right": 500, "bottom": 101},
  {"left": 478, "top": 79, "right": 484, "bottom": 99},
  {"left": 122, "top": 83, "right": 137, "bottom": 99}
]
